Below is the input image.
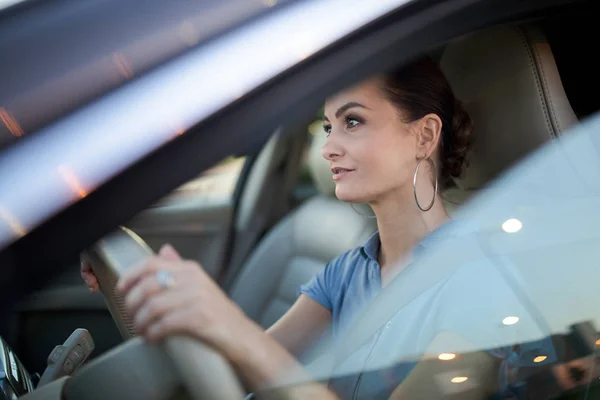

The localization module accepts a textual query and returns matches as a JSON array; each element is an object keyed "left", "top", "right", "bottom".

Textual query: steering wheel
[{"left": 63, "top": 227, "right": 246, "bottom": 400}]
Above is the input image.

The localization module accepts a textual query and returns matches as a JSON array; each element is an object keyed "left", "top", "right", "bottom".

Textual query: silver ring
[{"left": 156, "top": 270, "right": 175, "bottom": 291}]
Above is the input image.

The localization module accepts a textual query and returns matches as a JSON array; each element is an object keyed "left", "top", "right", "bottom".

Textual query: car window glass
[{"left": 289, "top": 111, "right": 600, "bottom": 399}]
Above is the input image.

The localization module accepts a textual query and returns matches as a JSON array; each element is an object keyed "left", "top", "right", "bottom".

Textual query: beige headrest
[
  {"left": 308, "top": 128, "right": 336, "bottom": 196},
  {"left": 441, "top": 24, "right": 578, "bottom": 206}
]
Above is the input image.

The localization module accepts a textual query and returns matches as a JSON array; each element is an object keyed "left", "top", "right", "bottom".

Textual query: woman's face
[{"left": 322, "top": 77, "right": 421, "bottom": 204}]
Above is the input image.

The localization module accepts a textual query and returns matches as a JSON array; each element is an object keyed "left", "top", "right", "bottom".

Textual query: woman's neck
[{"left": 371, "top": 192, "right": 449, "bottom": 269}]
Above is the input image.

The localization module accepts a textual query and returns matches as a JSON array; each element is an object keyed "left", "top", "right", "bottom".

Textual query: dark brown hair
[{"left": 380, "top": 57, "right": 473, "bottom": 188}]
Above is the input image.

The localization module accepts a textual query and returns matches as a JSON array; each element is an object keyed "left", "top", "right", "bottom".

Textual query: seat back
[{"left": 440, "top": 24, "right": 578, "bottom": 211}]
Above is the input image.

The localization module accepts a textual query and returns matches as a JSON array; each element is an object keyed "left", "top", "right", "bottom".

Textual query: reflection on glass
[
  {"left": 502, "top": 218, "right": 522, "bottom": 233},
  {"left": 502, "top": 316, "right": 520, "bottom": 326},
  {"left": 112, "top": 52, "right": 133, "bottom": 79},
  {"left": 0, "top": 205, "right": 25, "bottom": 237},
  {"left": 57, "top": 165, "right": 88, "bottom": 199},
  {"left": 438, "top": 353, "right": 456, "bottom": 361},
  {"left": 0, "top": 107, "right": 24, "bottom": 137}
]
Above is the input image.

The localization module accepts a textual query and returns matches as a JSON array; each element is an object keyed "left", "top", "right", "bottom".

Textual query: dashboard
[{"left": 0, "top": 337, "right": 33, "bottom": 399}]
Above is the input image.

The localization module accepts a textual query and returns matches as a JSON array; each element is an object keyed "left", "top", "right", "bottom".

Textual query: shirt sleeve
[{"left": 298, "top": 261, "right": 336, "bottom": 311}]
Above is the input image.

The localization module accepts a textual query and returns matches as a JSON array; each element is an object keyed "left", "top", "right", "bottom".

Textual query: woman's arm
[
  {"left": 117, "top": 245, "right": 338, "bottom": 399},
  {"left": 230, "top": 317, "right": 337, "bottom": 399},
  {"left": 267, "top": 295, "right": 332, "bottom": 357}
]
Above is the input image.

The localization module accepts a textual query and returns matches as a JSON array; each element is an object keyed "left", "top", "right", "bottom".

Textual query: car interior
[{"left": 2, "top": 0, "right": 600, "bottom": 398}]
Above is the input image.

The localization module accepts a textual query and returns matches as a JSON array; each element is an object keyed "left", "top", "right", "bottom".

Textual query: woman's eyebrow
[
  {"left": 335, "top": 102, "right": 369, "bottom": 119},
  {"left": 323, "top": 101, "right": 369, "bottom": 121}
]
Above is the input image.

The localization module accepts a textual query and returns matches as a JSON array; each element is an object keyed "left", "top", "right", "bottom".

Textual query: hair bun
[
  {"left": 380, "top": 57, "right": 474, "bottom": 189},
  {"left": 443, "top": 99, "right": 474, "bottom": 184}
]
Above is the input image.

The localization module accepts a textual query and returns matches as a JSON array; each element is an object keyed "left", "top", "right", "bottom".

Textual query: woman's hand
[
  {"left": 116, "top": 244, "right": 339, "bottom": 399},
  {"left": 116, "top": 244, "right": 252, "bottom": 359},
  {"left": 81, "top": 261, "right": 100, "bottom": 293}
]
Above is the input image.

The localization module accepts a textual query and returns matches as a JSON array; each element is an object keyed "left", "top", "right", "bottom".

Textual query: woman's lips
[{"left": 331, "top": 168, "right": 355, "bottom": 181}]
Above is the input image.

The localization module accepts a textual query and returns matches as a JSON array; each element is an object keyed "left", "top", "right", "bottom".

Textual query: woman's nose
[{"left": 321, "top": 136, "right": 344, "bottom": 160}]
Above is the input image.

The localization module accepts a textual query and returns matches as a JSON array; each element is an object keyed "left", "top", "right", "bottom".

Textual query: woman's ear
[{"left": 415, "top": 114, "right": 443, "bottom": 158}]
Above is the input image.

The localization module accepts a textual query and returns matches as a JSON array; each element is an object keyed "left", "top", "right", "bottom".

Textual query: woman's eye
[
  {"left": 345, "top": 116, "right": 362, "bottom": 129},
  {"left": 323, "top": 124, "right": 332, "bottom": 135}
]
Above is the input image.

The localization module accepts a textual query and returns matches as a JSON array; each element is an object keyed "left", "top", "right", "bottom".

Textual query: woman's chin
[{"left": 334, "top": 186, "right": 368, "bottom": 203}]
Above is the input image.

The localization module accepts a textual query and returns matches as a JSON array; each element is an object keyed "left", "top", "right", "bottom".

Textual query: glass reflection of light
[
  {"left": 533, "top": 356, "right": 547, "bottom": 363},
  {"left": 57, "top": 165, "right": 88, "bottom": 198},
  {"left": 502, "top": 316, "right": 520, "bottom": 326},
  {"left": 0, "top": 107, "right": 24, "bottom": 137},
  {"left": 502, "top": 218, "right": 522, "bottom": 233},
  {"left": 451, "top": 376, "right": 468, "bottom": 383},
  {"left": 0, "top": 205, "right": 25, "bottom": 237},
  {"left": 438, "top": 353, "right": 456, "bottom": 361},
  {"left": 112, "top": 52, "right": 133, "bottom": 79}
]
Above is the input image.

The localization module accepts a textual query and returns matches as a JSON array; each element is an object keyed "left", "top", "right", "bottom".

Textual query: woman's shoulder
[
  {"left": 299, "top": 235, "right": 375, "bottom": 309},
  {"left": 324, "top": 232, "right": 378, "bottom": 277},
  {"left": 329, "top": 245, "right": 368, "bottom": 264}
]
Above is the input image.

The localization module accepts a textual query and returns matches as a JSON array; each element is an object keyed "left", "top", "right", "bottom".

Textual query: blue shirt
[
  {"left": 299, "top": 222, "right": 556, "bottom": 399},
  {"left": 299, "top": 228, "right": 438, "bottom": 339}
]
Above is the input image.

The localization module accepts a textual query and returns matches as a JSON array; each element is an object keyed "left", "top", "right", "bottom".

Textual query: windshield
[
  {"left": 0, "top": 0, "right": 294, "bottom": 150},
  {"left": 266, "top": 112, "right": 600, "bottom": 399}
]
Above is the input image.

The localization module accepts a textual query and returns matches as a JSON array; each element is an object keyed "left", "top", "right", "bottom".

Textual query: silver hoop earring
[
  {"left": 350, "top": 203, "right": 377, "bottom": 219},
  {"left": 413, "top": 158, "right": 438, "bottom": 212}
]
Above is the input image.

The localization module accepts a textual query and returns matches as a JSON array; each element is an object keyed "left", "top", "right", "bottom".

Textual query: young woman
[{"left": 83, "top": 57, "right": 478, "bottom": 399}]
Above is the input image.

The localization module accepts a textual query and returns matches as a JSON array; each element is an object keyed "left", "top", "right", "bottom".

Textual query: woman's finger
[
  {"left": 117, "top": 256, "right": 177, "bottom": 294},
  {"left": 124, "top": 266, "right": 190, "bottom": 316},
  {"left": 84, "top": 276, "right": 100, "bottom": 293},
  {"left": 134, "top": 287, "right": 197, "bottom": 335},
  {"left": 81, "top": 262, "right": 99, "bottom": 293},
  {"left": 81, "top": 261, "right": 93, "bottom": 273},
  {"left": 81, "top": 269, "right": 94, "bottom": 283},
  {"left": 158, "top": 244, "right": 181, "bottom": 261},
  {"left": 125, "top": 270, "right": 171, "bottom": 315},
  {"left": 118, "top": 245, "right": 192, "bottom": 294},
  {"left": 145, "top": 305, "right": 201, "bottom": 343},
  {"left": 116, "top": 258, "right": 159, "bottom": 294}
]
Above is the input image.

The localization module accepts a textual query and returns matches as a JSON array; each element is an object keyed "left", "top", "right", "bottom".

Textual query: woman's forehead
[{"left": 324, "top": 77, "right": 385, "bottom": 114}]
